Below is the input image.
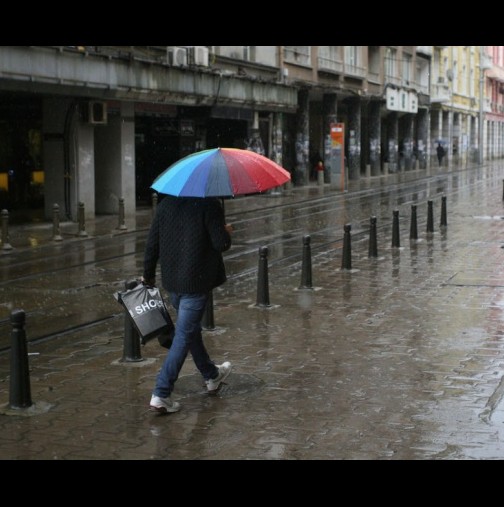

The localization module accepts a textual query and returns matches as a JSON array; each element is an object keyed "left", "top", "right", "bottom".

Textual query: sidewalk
[{"left": 2, "top": 163, "right": 504, "bottom": 459}]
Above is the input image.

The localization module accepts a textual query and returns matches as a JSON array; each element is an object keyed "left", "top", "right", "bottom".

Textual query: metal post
[
  {"left": 256, "top": 246, "right": 271, "bottom": 307},
  {"left": 201, "top": 290, "right": 216, "bottom": 330},
  {"left": 317, "top": 167, "right": 324, "bottom": 186},
  {"left": 299, "top": 235, "right": 313, "bottom": 289},
  {"left": 117, "top": 198, "right": 128, "bottom": 231},
  {"left": 52, "top": 204, "right": 63, "bottom": 242},
  {"left": 392, "top": 210, "right": 400, "bottom": 248},
  {"left": 410, "top": 204, "right": 418, "bottom": 241},
  {"left": 122, "top": 280, "right": 143, "bottom": 363},
  {"left": 368, "top": 216, "right": 378, "bottom": 258},
  {"left": 9, "top": 309, "right": 32, "bottom": 409},
  {"left": 77, "top": 202, "right": 88, "bottom": 238},
  {"left": 427, "top": 200, "right": 434, "bottom": 233},
  {"left": 341, "top": 224, "right": 352, "bottom": 270},
  {"left": 440, "top": 195, "right": 447, "bottom": 228},
  {"left": 1, "top": 209, "right": 13, "bottom": 251}
]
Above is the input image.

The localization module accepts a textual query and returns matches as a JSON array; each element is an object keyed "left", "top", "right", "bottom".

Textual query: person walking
[
  {"left": 436, "top": 142, "right": 445, "bottom": 167},
  {"left": 143, "top": 195, "right": 233, "bottom": 414}
]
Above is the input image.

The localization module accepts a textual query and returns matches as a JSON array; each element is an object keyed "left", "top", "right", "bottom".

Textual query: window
[
  {"left": 402, "top": 53, "right": 411, "bottom": 83},
  {"left": 284, "top": 46, "right": 311, "bottom": 66},
  {"left": 318, "top": 46, "right": 342, "bottom": 72},
  {"left": 385, "top": 47, "right": 397, "bottom": 78},
  {"left": 345, "top": 46, "right": 359, "bottom": 67},
  {"left": 243, "top": 46, "right": 256, "bottom": 62}
]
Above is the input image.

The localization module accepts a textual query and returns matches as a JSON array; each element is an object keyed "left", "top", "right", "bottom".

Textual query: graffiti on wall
[{"left": 295, "top": 133, "right": 309, "bottom": 166}]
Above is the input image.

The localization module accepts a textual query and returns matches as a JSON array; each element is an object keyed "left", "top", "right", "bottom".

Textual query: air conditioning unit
[
  {"left": 167, "top": 46, "right": 187, "bottom": 67},
  {"left": 88, "top": 101, "right": 107, "bottom": 125},
  {"left": 192, "top": 46, "right": 209, "bottom": 67}
]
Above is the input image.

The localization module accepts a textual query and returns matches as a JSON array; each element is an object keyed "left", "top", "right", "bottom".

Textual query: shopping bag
[{"left": 116, "top": 283, "right": 175, "bottom": 345}]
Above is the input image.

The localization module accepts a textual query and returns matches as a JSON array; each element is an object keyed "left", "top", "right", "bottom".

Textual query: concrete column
[
  {"left": 368, "top": 101, "right": 381, "bottom": 177},
  {"left": 295, "top": 89, "right": 309, "bottom": 185},
  {"left": 469, "top": 116, "right": 477, "bottom": 163},
  {"left": 401, "top": 114, "right": 414, "bottom": 171},
  {"left": 323, "top": 93, "right": 337, "bottom": 184},
  {"left": 95, "top": 102, "right": 136, "bottom": 216},
  {"left": 271, "top": 112, "right": 283, "bottom": 167},
  {"left": 492, "top": 121, "right": 496, "bottom": 159},
  {"left": 444, "top": 110, "right": 452, "bottom": 167},
  {"left": 460, "top": 114, "right": 468, "bottom": 167},
  {"left": 347, "top": 98, "right": 361, "bottom": 180},
  {"left": 416, "top": 108, "right": 428, "bottom": 170},
  {"left": 387, "top": 112, "right": 398, "bottom": 173},
  {"left": 72, "top": 122, "right": 95, "bottom": 220},
  {"left": 42, "top": 98, "right": 76, "bottom": 220},
  {"left": 431, "top": 109, "right": 443, "bottom": 167}
]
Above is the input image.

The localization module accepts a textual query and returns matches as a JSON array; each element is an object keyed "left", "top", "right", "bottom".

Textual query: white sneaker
[
  {"left": 206, "top": 362, "right": 232, "bottom": 393},
  {"left": 149, "top": 395, "right": 181, "bottom": 414}
]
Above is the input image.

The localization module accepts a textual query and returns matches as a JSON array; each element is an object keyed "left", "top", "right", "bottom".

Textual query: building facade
[{"left": 0, "top": 46, "right": 502, "bottom": 221}]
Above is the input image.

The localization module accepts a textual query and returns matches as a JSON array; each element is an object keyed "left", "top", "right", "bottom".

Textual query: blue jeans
[{"left": 153, "top": 292, "right": 218, "bottom": 398}]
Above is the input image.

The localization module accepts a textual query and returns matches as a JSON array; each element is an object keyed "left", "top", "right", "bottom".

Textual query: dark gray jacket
[{"left": 143, "top": 196, "right": 231, "bottom": 294}]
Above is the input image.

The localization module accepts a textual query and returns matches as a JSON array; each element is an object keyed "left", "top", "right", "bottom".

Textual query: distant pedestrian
[
  {"left": 143, "top": 195, "right": 233, "bottom": 414},
  {"left": 436, "top": 143, "right": 445, "bottom": 167}
]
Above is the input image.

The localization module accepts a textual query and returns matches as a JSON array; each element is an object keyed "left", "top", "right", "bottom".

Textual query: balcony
[
  {"left": 367, "top": 71, "right": 381, "bottom": 84},
  {"left": 284, "top": 47, "right": 311, "bottom": 67},
  {"left": 414, "top": 81, "right": 429, "bottom": 95},
  {"left": 416, "top": 46, "right": 432, "bottom": 56},
  {"left": 317, "top": 56, "right": 343, "bottom": 74},
  {"left": 385, "top": 74, "right": 401, "bottom": 86},
  {"left": 430, "top": 83, "right": 451, "bottom": 103},
  {"left": 345, "top": 63, "right": 366, "bottom": 79},
  {"left": 481, "top": 53, "right": 493, "bottom": 70}
]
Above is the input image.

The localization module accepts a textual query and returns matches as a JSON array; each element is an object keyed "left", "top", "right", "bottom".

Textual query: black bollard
[
  {"left": 77, "top": 202, "right": 88, "bottom": 238},
  {"left": 299, "top": 235, "right": 313, "bottom": 289},
  {"left": 52, "top": 204, "right": 63, "bottom": 242},
  {"left": 392, "top": 210, "right": 400, "bottom": 248},
  {"left": 410, "top": 204, "right": 418, "bottom": 240},
  {"left": 117, "top": 198, "right": 128, "bottom": 231},
  {"left": 9, "top": 310, "right": 32, "bottom": 409},
  {"left": 341, "top": 224, "right": 352, "bottom": 270},
  {"left": 440, "top": 195, "right": 447, "bottom": 228},
  {"left": 368, "top": 216, "right": 378, "bottom": 258},
  {"left": 152, "top": 193, "right": 158, "bottom": 220},
  {"left": 427, "top": 200, "right": 434, "bottom": 233},
  {"left": 122, "top": 280, "right": 143, "bottom": 363},
  {"left": 201, "top": 290, "right": 216, "bottom": 330},
  {"left": 256, "top": 246, "right": 271, "bottom": 307},
  {"left": 1, "top": 209, "right": 13, "bottom": 251}
]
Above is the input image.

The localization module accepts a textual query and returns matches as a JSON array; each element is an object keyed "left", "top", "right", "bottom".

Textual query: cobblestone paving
[{"left": 2, "top": 165, "right": 504, "bottom": 459}]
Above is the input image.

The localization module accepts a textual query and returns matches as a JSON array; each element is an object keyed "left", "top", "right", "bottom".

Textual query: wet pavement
[{"left": 2, "top": 163, "right": 504, "bottom": 459}]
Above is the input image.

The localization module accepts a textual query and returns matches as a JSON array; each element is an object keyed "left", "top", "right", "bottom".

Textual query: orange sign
[
  {"left": 330, "top": 123, "right": 344, "bottom": 148},
  {"left": 330, "top": 123, "right": 345, "bottom": 190}
]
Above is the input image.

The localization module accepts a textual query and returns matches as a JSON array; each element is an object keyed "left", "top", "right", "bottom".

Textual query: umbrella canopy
[{"left": 151, "top": 148, "right": 291, "bottom": 198}]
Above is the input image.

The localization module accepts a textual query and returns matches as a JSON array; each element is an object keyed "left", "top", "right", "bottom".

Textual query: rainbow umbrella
[{"left": 151, "top": 148, "right": 291, "bottom": 198}]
